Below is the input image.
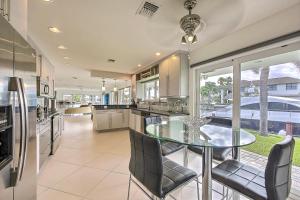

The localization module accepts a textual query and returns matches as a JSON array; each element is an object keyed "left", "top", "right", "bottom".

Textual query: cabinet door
[
  {"left": 122, "top": 110, "right": 129, "bottom": 127},
  {"left": 129, "top": 112, "right": 136, "bottom": 129},
  {"left": 111, "top": 112, "right": 123, "bottom": 129},
  {"left": 95, "top": 113, "right": 110, "bottom": 130},
  {"left": 168, "top": 55, "right": 181, "bottom": 97},
  {"left": 41, "top": 57, "right": 50, "bottom": 83},
  {"left": 159, "top": 59, "right": 169, "bottom": 97},
  {"left": 135, "top": 115, "right": 142, "bottom": 133}
]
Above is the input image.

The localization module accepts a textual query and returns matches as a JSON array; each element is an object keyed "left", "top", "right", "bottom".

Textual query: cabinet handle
[
  {"left": 3, "top": 0, "right": 9, "bottom": 20},
  {"left": 0, "top": 0, "right": 4, "bottom": 15}
]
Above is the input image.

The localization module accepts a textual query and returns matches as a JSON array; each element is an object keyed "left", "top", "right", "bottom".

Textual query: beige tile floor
[{"left": 37, "top": 115, "right": 295, "bottom": 200}]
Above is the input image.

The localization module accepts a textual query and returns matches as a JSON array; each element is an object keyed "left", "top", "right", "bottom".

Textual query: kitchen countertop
[
  {"left": 131, "top": 108, "right": 189, "bottom": 116},
  {"left": 93, "top": 105, "right": 135, "bottom": 110}
]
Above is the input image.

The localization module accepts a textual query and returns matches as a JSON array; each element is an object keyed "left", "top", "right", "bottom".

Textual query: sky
[{"left": 201, "top": 62, "right": 300, "bottom": 85}]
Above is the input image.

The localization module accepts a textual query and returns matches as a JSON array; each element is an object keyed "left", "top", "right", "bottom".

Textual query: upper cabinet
[
  {"left": 1, "top": 0, "right": 28, "bottom": 38},
  {"left": 0, "top": 0, "right": 10, "bottom": 21},
  {"left": 37, "top": 55, "right": 55, "bottom": 98},
  {"left": 159, "top": 53, "right": 189, "bottom": 97}
]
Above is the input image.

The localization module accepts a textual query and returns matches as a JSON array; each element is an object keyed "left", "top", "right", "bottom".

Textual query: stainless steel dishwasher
[{"left": 51, "top": 113, "right": 61, "bottom": 155}]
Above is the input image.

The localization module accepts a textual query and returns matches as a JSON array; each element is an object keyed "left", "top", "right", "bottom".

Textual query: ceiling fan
[{"left": 180, "top": 0, "right": 205, "bottom": 45}]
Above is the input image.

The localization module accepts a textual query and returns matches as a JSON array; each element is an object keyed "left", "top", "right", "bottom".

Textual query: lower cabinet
[
  {"left": 93, "top": 109, "right": 129, "bottom": 131},
  {"left": 129, "top": 111, "right": 143, "bottom": 133}
]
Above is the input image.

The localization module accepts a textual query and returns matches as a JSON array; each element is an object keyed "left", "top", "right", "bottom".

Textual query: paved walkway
[{"left": 240, "top": 150, "right": 300, "bottom": 200}]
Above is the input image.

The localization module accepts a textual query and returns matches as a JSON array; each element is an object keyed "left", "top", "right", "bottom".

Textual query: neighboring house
[{"left": 241, "top": 77, "right": 300, "bottom": 99}]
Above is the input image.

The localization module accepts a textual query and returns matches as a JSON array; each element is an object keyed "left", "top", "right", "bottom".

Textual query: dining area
[{"left": 126, "top": 115, "right": 296, "bottom": 200}]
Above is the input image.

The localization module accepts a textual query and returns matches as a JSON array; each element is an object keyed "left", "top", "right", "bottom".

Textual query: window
[
  {"left": 63, "top": 94, "right": 72, "bottom": 102},
  {"left": 72, "top": 95, "right": 82, "bottom": 103},
  {"left": 268, "top": 84, "right": 277, "bottom": 91},
  {"left": 118, "top": 87, "right": 131, "bottom": 104},
  {"left": 144, "top": 79, "right": 159, "bottom": 100},
  {"left": 286, "top": 83, "right": 297, "bottom": 90},
  {"left": 198, "top": 66, "right": 233, "bottom": 118},
  {"left": 241, "top": 52, "right": 300, "bottom": 137}
]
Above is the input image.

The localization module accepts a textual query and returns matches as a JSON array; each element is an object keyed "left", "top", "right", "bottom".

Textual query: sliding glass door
[
  {"left": 198, "top": 65, "right": 233, "bottom": 119},
  {"left": 194, "top": 42, "right": 300, "bottom": 197}
]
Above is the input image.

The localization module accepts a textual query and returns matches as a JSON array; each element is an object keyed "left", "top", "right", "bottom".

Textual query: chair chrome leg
[
  {"left": 127, "top": 174, "right": 132, "bottom": 200},
  {"left": 196, "top": 177, "right": 200, "bottom": 200}
]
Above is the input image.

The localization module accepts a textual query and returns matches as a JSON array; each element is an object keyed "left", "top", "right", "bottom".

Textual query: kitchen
[{"left": 1, "top": 1, "right": 300, "bottom": 200}]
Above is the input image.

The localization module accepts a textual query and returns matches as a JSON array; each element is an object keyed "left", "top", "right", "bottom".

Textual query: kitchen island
[{"left": 92, "top": 105, "right": 132, "bottom": 132}]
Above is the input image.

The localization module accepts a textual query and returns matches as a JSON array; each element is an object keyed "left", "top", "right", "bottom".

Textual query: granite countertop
[
  {"left": 93, "top": 105, "right": 135, "bottom": 110},
  {"left": 131, "top": 108, "right": 189, "bottom": 116}
]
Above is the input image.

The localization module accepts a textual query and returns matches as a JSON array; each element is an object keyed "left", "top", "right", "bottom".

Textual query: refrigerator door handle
[
  {"left": 8, "top": 77, "right": 26, "bottom": 186},
  {"left": 19, "top": 78, "right": 29, "bottom": 180}
]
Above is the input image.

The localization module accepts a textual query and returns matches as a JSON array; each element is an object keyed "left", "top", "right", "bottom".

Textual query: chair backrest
[
  {"left": 144, "top": 116, "right": 162, "bottom": 134},
  {"left": 129, "top": 129, "right": 163, "bottom": 197},
  {"left": 265, "top": 136, "right": 295, "bottom": 200}
]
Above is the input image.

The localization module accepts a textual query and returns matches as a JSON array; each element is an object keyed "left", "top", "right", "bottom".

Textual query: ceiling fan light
[
  {"left": 181, "top": 36, "right": 187, "bottom": 44},
  {"left": 187, "top": 34, "right": 194, "bottom": 42},
  {"left": 192, "top": 35, "right": 198, "bottom": 44}
]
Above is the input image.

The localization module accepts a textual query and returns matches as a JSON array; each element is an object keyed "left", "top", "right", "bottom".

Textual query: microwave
[{"left": 37, "top": 77, "right": 50, "bottom": 97}]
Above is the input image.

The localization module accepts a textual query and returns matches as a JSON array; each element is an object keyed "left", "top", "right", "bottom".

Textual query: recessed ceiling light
[
  {"left": 48, "top": 26, "right": 61, "bottom": 33},
  {"left": 58, "top": 45, "right": 67, "bottom": 50},
  {"left": 137, "top": 64, "right": 142, "bottom": 67},
  {"left": 43, "top": 0, "right": 54, "bottom": 2},
  {"left": 155, "top": 52, "right": 161, "bottom": 56},
  {"left": 64, "top": 56, "right": 71, "bottom": 60}
]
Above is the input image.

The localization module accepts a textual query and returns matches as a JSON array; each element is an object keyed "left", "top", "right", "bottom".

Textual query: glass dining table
[{"left": 145, "top": 118, "right": 256, "bottom": 200}]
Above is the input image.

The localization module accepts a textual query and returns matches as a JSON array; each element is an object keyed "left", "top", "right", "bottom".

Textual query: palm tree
[{"left": 259, "top": 66, "right": 269, "bottom": 136}]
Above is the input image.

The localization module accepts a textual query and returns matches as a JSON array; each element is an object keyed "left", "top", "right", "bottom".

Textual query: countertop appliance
[
  {"left": 0, "top": 15, "right": 37, "bottom": 200},
  {"left": 50, "top": 113, "right": 61, "bottom": 155}
]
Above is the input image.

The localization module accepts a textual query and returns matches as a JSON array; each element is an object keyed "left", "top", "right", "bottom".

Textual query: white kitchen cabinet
[
  {"left": 38, "top": 55, "right": 55, "bottom": 98},
  {"left": 159, "top": 53, "right": 189, "bottom": 97},
  {"left": 9, "top": 0, "right": 27, "bottom": 38},
  {"left": 159, "top": 58, "right": 169, "bottom": 97},
  {"left": 129, "top": 112, "right": 136, "bottom": 129},
  {"left": 94, "top": 111, "right": 110, "bottom": 130},
  {"left": 111, "top": 111, "right": 123, "bottom": 129},
  {"left": 93, "top": 109, "right": 129, "bottom": 131},
  {"left": 122, "top": 109, "right": 129, "bottom": 127},
  {"left": 135, "top": 114, "right": 142, "bottom": 133}
]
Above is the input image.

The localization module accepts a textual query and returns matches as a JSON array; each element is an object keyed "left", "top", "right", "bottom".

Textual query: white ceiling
[{"left": 27, "top": 0, "right": 300, "bottom": 90}]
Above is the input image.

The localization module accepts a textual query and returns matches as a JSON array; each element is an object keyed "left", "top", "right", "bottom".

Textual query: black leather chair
[
  {"left": 127, "top": 129, "right": 199, "bottom": 200},
  {"left": 144, "top": 116, "right": 184, "bottom": 156},
  {"left": 212, "top": 136, "right": 295, "bottom": 200},
  {"left": 188, "top": 117, "right": 232, "bottom": 162}
]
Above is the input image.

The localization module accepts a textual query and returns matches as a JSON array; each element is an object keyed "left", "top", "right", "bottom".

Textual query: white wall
[{"left": 190, "top": 4, "right": 300, "bottom": 65}]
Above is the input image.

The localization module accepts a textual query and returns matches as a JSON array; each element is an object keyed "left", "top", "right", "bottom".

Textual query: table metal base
[{"left": 202, "top": 146, "right": 212, "bottom": 200}]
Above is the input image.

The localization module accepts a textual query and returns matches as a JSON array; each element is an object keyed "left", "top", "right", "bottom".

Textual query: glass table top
[{"left": 145, "top": 120, "right": 256, "bottom": 148}]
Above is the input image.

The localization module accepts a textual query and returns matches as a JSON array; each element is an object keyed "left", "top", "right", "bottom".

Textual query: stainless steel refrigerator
[{"left": 0, "top": 15, "right": 37, "bottom": 200}]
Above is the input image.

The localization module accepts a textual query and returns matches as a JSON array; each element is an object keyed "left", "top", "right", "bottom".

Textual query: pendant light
[
  {"left": 101, "top": 80, "right": 106, "bottom": 92},
  {"left": 113, "top": 79, "right": 117, "bottom": 92}
]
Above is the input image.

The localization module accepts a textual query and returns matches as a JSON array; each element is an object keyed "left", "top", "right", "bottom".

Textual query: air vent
[
  {"left": 137, "top": 1, "right": 159, "bottom": 18},
  {"left": 107, "top": 59, "right": 116, "bottom": 63}
]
